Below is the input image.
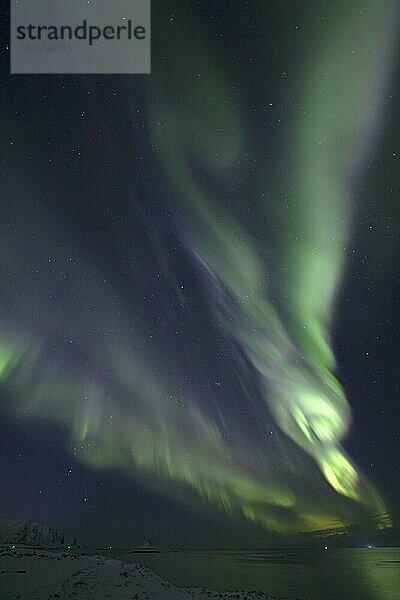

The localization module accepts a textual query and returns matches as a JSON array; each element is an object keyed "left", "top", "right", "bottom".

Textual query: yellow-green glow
[{"left": 146, "top": 0, "right": 395, "bottom": 526}]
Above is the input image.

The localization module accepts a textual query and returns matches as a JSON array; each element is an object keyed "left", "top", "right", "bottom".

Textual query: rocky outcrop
[{"left": 0, "top": 518, "right": 77, "bottom": 547}]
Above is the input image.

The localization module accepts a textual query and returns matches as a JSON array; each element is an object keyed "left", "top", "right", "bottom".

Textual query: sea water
[{"left": 108, "top": 547, "right": 400, "bottom": 600}]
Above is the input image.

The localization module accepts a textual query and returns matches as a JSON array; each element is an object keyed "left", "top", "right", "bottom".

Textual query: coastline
[{"left": 0, "top": 546, "right": 286, "bottom": 599}]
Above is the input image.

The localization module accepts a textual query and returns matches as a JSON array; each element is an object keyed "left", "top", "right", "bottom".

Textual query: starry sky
[{"left": 0, "top": 1, "right": 399, "bottom": 549}]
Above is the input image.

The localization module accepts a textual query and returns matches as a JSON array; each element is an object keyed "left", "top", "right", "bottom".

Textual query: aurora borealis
[{"left": 1, "top": 0, "right": 399, "bottom": 547}]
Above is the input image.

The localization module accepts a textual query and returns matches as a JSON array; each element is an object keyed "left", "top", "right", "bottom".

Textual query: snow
[{"left": 0, "top": 546, "right": 287, "bottom": 599}]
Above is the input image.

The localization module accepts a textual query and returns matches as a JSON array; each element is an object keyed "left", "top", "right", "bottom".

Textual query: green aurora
[{"left": 0, "top": 0, "right": 398, "bottom": 536}]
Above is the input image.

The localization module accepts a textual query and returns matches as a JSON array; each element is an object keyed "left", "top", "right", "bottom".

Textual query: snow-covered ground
[{"left": 0, "top": 546, "right": 286, "bottom": 599}]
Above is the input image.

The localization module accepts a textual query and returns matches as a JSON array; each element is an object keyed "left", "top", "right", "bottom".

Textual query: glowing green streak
[
  {"left": 0, "top": 345, "right": 11, "bottom": 376},
  {"left": 148, "top": 1, "right": 396, "bottom": 514},
  {"left": 268, "top": 0, "right": 397, "bottom": 498},
  {"left": 0, "top": 335, "right": 25, "bottom": 378}
]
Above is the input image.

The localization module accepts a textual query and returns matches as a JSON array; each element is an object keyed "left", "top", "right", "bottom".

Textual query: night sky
[{"left": 0, "top": 1, "right": 399, "bottom": 549}]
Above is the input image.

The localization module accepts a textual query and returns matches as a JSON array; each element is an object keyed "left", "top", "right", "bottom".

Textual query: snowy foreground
[{"left": 0, "top": 547, "right": 287, "bottom": 600}]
